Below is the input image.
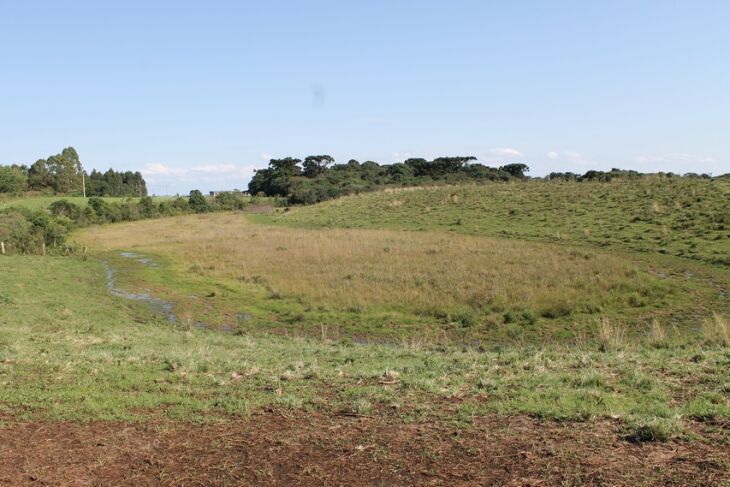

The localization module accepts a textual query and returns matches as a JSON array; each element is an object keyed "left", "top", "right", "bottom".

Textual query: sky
[{"left": 1, "top": 1, "right": 729, "bottom": 194}]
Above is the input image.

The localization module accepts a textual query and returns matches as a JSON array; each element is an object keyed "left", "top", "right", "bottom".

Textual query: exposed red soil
[{"left": 1, "top": 412, "right": 727, "bottom": 486}]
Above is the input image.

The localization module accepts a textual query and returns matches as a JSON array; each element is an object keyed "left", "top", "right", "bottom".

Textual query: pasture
[{"left": 2, "top": 179, "right": 729, "bottom": 484}]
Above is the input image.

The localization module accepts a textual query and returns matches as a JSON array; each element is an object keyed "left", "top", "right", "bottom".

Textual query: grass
[
  {"left": 0, "top": 194, "right": 174, "bottom": 211},
  {"left": 2, "top": 178, "right": 729, "bottom": 448},
  {"left": 266, "top": 177, "right": 730, "bottom": 265},
  {"left": 0, "top": 254, "right": 728, "bottom": 440},
  {"left": 73, "top": 212, "right": 726, "bottom": 343}
]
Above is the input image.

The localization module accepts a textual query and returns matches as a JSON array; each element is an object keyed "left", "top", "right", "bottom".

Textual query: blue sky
[{"left": 2, "top": 1, "right": 728, "bottom": 194}]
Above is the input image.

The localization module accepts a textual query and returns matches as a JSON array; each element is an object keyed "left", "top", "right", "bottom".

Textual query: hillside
[{"left": 271, "top": 177, "right": 730, "bottom": 265}]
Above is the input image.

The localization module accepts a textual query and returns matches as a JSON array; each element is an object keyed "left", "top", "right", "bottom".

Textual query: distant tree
[
  {"left": 385, "top": 163, "right": 414, "bottom": 182},
  {"left": 302, "top": 155, "right": 334, "bottom": 178},
  {"left": 248, "top": 158, "right": 302, "bottom": 197},
  {"left": 188, "top": 190, "right": 209, "bottom": 213},
  {"left": 47, "top": 147, "right": 83, "bottom": 193},
  {"left": 0, "top": 166, "right": 27, "bottom": 193},
  {"left": 28, "top": 159, "right": 52, "bottom": 190},
  {"left": 406, "top": 156, "right": 475, "bottom": 178},
  {"left": 499, "top": 163, "right": 529, "bottom": 178}
]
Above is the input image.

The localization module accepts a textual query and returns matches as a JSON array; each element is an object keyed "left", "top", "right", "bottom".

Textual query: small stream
[
  {"left": 102, "top": 252, "right": 236, "bottom": 332},
  {"left": 102, "top": 256, "right": 177, "bottom": 324}
]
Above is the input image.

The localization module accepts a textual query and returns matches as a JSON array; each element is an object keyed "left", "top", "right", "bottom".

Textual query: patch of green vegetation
[
  {"left": 268, "top": 178, "right": 730, "bottom": 265},
  {"left": 0, "top": 255, "right": 728, "bottom": 443},
  {"left": 0, "top": 195, "right": 134, "bottom": 211}
]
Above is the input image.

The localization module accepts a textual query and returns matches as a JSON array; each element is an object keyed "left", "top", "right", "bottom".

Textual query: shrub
[
  {"left": 50, "top": 200, "right": 83, "bottom": 221},
  {"left": 0, "top": 166, "right": 27, "bottom": 194},
  {"left": 540, "top": 300, "right": 573, "bottom": 319},
  {"left": 188, "top": 190, "right": 209, "bottom": 213}
]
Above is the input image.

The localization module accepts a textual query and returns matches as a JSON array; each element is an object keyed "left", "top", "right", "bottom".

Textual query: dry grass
[
  {"left": 598, "top": 317, "right": 627, "bottom": 351},
  {"left": 76, "top": 213, "right": 659, "bottom": 319},
  {"left": 647, "top": 319, "right": 668, "bottom": 347},
  {"left": 702, "top": 312, "right": 729, "bottom": 346}
]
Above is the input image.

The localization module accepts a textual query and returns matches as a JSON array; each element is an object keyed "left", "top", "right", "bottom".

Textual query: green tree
[
  {"left": 48, "top": 147, "right": 83, "bottom": 193},
  {"left": 499, "top": 163, "right": 529, "bottom": 178},
  {"left": 28, "top": 159, "right": 52, "bottom": 190},
  {"left": 188, "top": 190, "right": 209, "bottom": 213},
  {"left": 302, "top": 155, "right": 334, "bottom": 178},
  {"left": 0, "top": 166, "right": 27, "bottom": 193}
]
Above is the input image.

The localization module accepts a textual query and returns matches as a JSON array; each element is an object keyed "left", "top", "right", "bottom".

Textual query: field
[
  {"left": 76, "top": 212, "right": 727, "bottom": 344},
  {"left": 2, "top": 179, "right": 729, "bottom": 484},
  {"left": 0, "top": 195, "right": 133, "bottom": 211}
]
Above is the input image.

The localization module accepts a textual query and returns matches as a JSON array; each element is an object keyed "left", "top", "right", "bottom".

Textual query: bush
[
  {"left": 0, "top": 167, "right": 27, "bottom": 194},
  {"left": 188, "top": 190, "right": 209, "bottom": 213},
  {"left": 540, "top": 300, "right": 573, "bottom": 319}
]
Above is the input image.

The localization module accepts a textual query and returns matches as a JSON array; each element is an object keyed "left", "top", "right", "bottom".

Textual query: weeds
[
  {"left": 702, "top": 312, "right": 729, "bottom": 346},
  {"left": 597, "top": 317, "right": 627, "bottom": 352}
]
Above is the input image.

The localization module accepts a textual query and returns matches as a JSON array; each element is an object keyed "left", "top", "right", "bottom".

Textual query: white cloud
[
  {"left": 545, "top": 150, "right": 590, "bottom": 166},
  {"left": 142, "top": 163, "right": 187, "bottom": 177},
  {"left": 488, "top": 147, "right": 524, "bottom": 158},
  {"left": 191, "top": 164, "right": 238, "bottom": 174},
  {"left": 142, "top": 162, "right": 257, "bottom": 183},
  {"left": 260, "top": 153, "right": 273, "bottom": 161},
  {"left": 635, "top": 153, "right": 716, "bottom": 165}
]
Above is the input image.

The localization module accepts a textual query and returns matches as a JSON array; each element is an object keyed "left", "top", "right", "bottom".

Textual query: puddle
[
  {"left": 119, "top": 251, "right": 159, "bottom": 267},
  {"left": 103, "top": 252, "right": 236, "bottom": 333},
  {"left": 102, "top": 260, "right": 177, "bottom": 323}
]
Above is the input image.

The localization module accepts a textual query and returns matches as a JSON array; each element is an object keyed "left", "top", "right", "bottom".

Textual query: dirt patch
[{"left": 0, "top": 413, "right": 727, "bottom": 486}]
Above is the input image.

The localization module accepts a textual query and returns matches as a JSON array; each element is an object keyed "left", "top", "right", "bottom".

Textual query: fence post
[{"left": 0, "top": 241, "right": 4, "bottom": 255}]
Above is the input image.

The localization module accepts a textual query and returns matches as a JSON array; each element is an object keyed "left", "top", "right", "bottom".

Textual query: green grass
[
  {"left": 0, "top": 195, "right": 173, "bottom": 211},
  {"left": 267, "top": 177, "right": 730, "bottom": 265},
  {"left": 0, "top": 254, "right": 728, "bottom": 442}
]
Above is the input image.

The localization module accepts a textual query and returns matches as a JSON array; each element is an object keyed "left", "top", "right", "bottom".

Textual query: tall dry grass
[
  {"left": 702, "top": 312, "right": 729, "bottom": 346},
  {"left": 76, "top": 213, "right": 658, "bottom": 316}
]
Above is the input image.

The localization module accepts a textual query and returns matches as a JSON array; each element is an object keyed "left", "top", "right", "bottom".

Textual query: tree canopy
[{"left": 1, "top": 147, "right": 147, "bottom": 197}]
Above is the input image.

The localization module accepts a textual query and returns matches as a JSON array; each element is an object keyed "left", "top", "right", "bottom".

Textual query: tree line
[
  {"left": 249, "top": 155, "right": 529, "bottom": 204},
  {"left": 0, "top": 147, "right": 147, "bottom": 197},
  {"left": 250, "top": 155, "right": 723, "bottom": 205}
]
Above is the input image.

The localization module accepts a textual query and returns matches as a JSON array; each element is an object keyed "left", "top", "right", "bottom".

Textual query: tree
[
  {"left": 248, "top": 158, "right": 302, "bottom": 197},
  {"left": 499, "top": 163, "right": 529, "bottom": 178},
  {"left": 302, "top": 155, "right": 334, "bottom": 178},
  {"left": 0, "top": 166, "right": 27, "bottom": 193},
  {"left": 188, "top": 190, "right": 209, "bottom": 213},
  {"left": 48, "top": 147, "right": 83, "bottom": 193},
  {"left": 28, "top": 159, "right": 52, "bottom": 190}
]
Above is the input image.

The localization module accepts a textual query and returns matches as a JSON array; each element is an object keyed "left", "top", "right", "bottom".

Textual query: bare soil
[{"left": 1, "top": 413, "right": 727, "bottom": 486}]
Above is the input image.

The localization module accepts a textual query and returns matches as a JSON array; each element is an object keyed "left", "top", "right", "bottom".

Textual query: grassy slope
[
  {"left": 1, "top": 255, "right": 728, "bottom": 440},
  {"left": 268, "top": 178, "right": 730, "bottom": 265}
]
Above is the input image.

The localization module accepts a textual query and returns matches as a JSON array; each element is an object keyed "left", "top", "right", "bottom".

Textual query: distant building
[{"left": 209, "top": 190, "right": 249, "bottom": 197}]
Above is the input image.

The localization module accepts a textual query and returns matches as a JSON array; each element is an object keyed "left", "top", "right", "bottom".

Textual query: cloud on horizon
[
  {"left": 488, "top": 147, "right": 524, "bottom": 158},
  {"left": 141, "top": 163, "right": 258, "bottom": 193}
]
